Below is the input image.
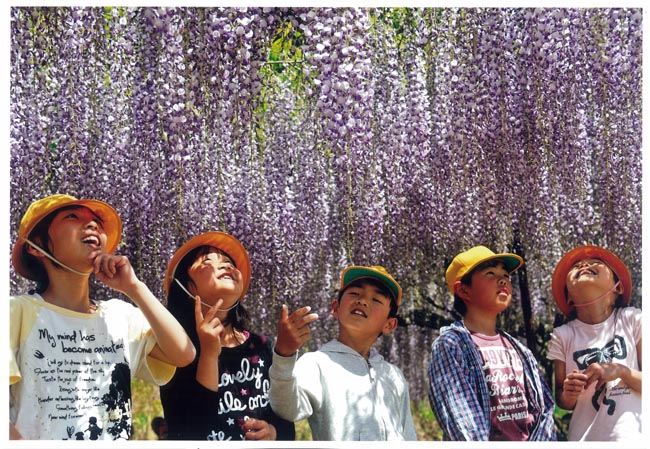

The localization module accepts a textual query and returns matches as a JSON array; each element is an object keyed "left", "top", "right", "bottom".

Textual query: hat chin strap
[
  {"left": 25, "top": 238, "right": 93, "bottom": 276},
  {"left": 568, "top": 281, "right": 621, "bottom": 308},
  {"left": 173, "top": 278, "right": 240, "bottom": 312}
]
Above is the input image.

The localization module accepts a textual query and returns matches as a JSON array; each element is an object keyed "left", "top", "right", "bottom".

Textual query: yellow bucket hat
[{"left": 12, "top": 194, "right": 122, "bottom": 280}]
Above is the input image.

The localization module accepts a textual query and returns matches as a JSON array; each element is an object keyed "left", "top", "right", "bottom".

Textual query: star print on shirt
[
  {"left": 227, "top": 418, "right": 235, "bottom": 426},
  {"left": 241, "top": 389, "right": 248, "bottom": 396},
  {"left": 258, "top": 358, "right": 265, "bottom": 367}
]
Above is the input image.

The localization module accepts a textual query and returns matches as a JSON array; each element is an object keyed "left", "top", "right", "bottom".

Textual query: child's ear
[
  {"left": 25, "top": 239, "right": 46, "bottom": 259},
  {"left": 453, "top": 281, "right": 470, "bottom": 301},
  {"left": 382, "top": 317, "right": 398, "bottom": 335},
  {"left": 614, "top": 282, "right": 624, "bottom": 295},
  {"left": 330, "top": 298, "right": 340, "bottom": 318}
]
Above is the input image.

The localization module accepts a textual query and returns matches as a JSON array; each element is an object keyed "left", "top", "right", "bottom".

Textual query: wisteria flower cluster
[{"left": 9, "top": 7, "right": 642, "bottom": 401}]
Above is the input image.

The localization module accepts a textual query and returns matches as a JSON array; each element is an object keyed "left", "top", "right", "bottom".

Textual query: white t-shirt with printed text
[{"left": 10, "top": 294, "right": 175, "bottom": 440}]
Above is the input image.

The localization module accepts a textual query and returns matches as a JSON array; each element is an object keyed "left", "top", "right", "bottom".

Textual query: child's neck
[
  {"left": 576, "top": 303, "right": 615, "bottom": 325},
  {"left": 220, "top": 324, "right": 247, "bottom": 348},
  {"left": 463, "top": 311, "right": 498, "bottom": 336},
  {"left": 42, "top": 270, "right": 93, "bottom": 313}
]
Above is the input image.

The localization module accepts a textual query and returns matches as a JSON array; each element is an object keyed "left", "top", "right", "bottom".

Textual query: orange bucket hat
[
  {"left": 552, "top": 245, "right": 632, "bottom": 316},
  {"left": 12, "top": 194, "right": 122, "bottom": 280},
  {"left": 340, "top": 265, "right": 403, "bottom": 307},
  {"left": 164, "top": 231, "right": 251, "bottom": 298}
]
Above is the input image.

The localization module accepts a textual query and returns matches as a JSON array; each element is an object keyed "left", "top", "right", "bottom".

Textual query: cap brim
[
  {"left": 12, "top": 199, "right": 122, "bottom": 280},
  {"left": 552, "top": 245, "right": 631, "bottom": 316},
  {"left": 341, "top": 266, "right": 402, "bottom": 307},
  {"left": 472, "top": 253, "right": 523, "bottom": 274},
  {"left": 164, "top": 232, "right": 251, "bottom": 297}
]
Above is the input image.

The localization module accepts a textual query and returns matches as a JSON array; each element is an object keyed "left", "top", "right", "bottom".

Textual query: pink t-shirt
[{"left": 471, "top": 332, "right": 534, "bottom": 441}]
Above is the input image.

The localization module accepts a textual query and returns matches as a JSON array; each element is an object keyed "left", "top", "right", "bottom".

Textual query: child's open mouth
[
  {"left": 351, "top": 308, "right": 367, "bottom": 318},
  {"left": 82, "top": 235, "right": 100, "bottom": 247}
]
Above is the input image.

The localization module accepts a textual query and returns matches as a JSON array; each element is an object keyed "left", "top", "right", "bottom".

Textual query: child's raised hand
[
  {"left": 195, "top": 297, "right": 224, "bottom": 356},
  {"left": 274, "top": 304, "right": 319, "bottom": 357},
  {"left": 92, "top": 253, "right": 139, "bottom": 293},
  {"left": 563, "top": 369, "right": 588, "bottom": 400}
]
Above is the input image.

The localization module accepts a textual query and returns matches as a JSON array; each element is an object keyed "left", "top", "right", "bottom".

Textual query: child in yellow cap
[
  {"left": 427, "top": 246, "right": 556, "bottom": 441},
  {"left": 547, "top": 245, "right": 641, "bottom": 440},
  {"left": 159, "top": 232, "right": 294, "bottom": 441},
  {"left": 9, "top": 194, "right": 195, "bottom": 440},
  {"left": 269, "top": 265, "right": 417, "bottom": 440}
]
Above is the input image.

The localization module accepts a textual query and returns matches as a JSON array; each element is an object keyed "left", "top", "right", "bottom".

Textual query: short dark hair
[
  {"left": 337, "top": 277, "right": 398, "bottom": 318},
  {"left": 453, "top": 259, "right": 510, "bottom": 317}
]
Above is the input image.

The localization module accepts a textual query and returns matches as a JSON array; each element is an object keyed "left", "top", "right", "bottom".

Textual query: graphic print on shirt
[
  {"left": 477, "top": 344, "right": 527, "bottom": 421},
  {"left": 28, "top": 325, "right": 132, "bottom": 440},
  {"left": 208, "top": 350, "right": 269, "bottom": 440},
  {"left": 99, "top": 362, "right": 133, "bottom": 439},
  {"left": 470, "top": 333, "right": 534, "bottom": 440},
  {"left": 572, "top": 335, "right": 627, "bottom": 416}
]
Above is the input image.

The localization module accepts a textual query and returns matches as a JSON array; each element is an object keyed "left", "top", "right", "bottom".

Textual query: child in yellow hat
[
  {"left": 269, "top": 265, "right": 417, "bottom": 440},
  {"left": 427, "top": 246, "right": 556, "bottom": 441},
  {"left": 159, "top": 232, "right": 295, "bottom": 441},
  {"left": 547, "top": 245, "right": 641, "bottom": 440},
  {"left": 9, "top": 194, "right": 195, "bottom": 440}
]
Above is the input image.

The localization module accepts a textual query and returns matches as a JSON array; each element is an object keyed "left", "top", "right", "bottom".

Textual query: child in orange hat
[
  {"left": 159, "top": 232, "right": 295, "bottom": 441},
  {"left": 9, "top": 194, "right": 195, "bottom": 440},
  {"left": 547, "top": 245, "right": 642, "bottom": 441}
]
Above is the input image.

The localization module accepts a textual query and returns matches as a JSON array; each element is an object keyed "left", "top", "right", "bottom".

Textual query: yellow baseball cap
[
  {"left": 446, "top": 246, "right": 523, "bottom": 293},
  {"left": 340, "top": 265, "right": 403, "bottom": 307},
  {"left": 164, "top": 231, "right": 251, "bottom": 298},
  {"left": 552, "top": 245, "right": 632, "bottom": 316},
  {"left": 12, "top": 194, "right": 122, "bottom": 280}
]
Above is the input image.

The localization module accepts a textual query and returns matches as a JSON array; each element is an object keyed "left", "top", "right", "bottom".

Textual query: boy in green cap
[
  {"left": 269, "top": 265, "right": 417, "bottom": 440},
  {"left": 427, "top": 246, "right": 556, "bottom": 441}
]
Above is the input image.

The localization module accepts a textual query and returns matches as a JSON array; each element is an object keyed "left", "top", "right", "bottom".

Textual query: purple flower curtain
[{"left": 10, "top": 7, "right": 642, "bottom": 400}]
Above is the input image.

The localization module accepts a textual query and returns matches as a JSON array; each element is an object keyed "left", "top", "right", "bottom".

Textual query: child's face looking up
[
  {"left": 46, "top": 206, "right": 108, "bottom": 268},
  {"left": 187, "top": 248, "right": 244, "bottom": 307},
  {"left": 462, "top": 262, "right": 513, "bottom": 314},
  {"left": 334, "top": 280, "right": 396, "bottom": 336},
  {"left": 565, "top": 258, "right": 618, "bottom": 302}
]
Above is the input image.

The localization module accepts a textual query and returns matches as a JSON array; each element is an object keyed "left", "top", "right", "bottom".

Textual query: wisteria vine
[{"left": 9, "top": 7, "right": 642, "bottom": 401}]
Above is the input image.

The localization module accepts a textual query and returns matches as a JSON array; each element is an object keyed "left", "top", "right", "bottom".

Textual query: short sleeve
[{"left": 546, "top": 326, "right": 568, "bottom": 362}]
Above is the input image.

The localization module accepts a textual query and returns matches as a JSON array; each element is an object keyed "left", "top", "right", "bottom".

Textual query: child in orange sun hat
[{"left": 546, "top": 245, "right": 641, "bottom": 441}]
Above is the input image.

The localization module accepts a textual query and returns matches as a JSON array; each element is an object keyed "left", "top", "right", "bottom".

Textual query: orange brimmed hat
[
  {"left": 446, "top": 246, "right": 523, "bottom": 293},
  {"left": 164, "top": 231, "right": 251, "bottom": 298},
  {"left": 12, "top": 194, "right": 122, "bottom": 280},
  {"left": 552, "top": 245, "right": 631, "bottom": 316},
  {"left": 340, "top": 265, "right": 403, "bottom": 307}
]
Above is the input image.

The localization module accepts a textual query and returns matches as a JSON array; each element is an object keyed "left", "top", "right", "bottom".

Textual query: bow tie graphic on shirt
[
  {"left": 572, "top": 335, "right": 627, "bottom": 416},
  {"left": 572, "top": 335, "right": 627, "bottom": 370}
]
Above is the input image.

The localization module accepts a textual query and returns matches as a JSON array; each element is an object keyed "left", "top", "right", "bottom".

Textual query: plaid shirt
[{"left": 427, "top": 321, "right": 556, "bottom": 441}]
